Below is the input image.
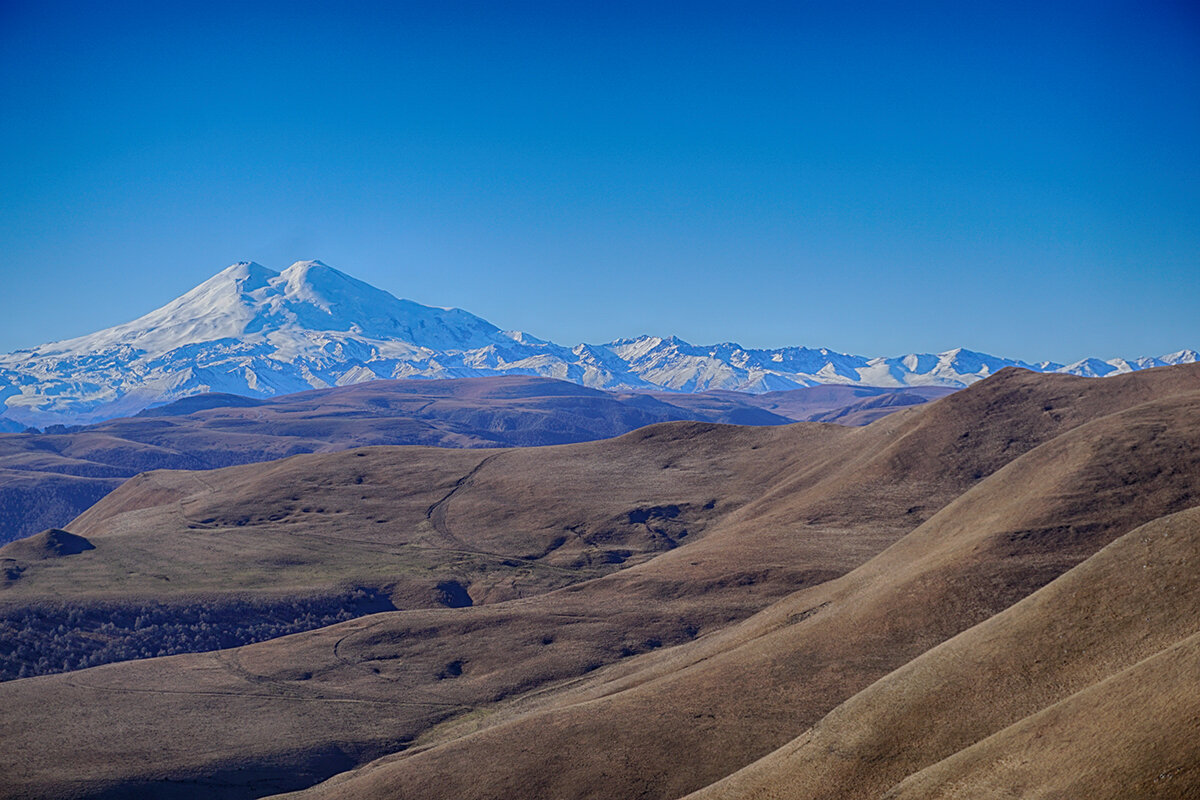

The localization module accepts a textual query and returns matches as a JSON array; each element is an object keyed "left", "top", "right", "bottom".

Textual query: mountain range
[{"left": 1, "top": 259, "right": 1195, "bottom": 427}]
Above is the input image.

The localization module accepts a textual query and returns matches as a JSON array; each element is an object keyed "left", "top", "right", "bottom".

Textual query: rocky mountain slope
[{"left": 1, "top": 259, "right": 1193, "bottom": 426}]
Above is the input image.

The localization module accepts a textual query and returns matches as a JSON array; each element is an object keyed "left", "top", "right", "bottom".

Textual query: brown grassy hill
[
  {"left": 641, "top": 384, "right": 955, "bottom": 427},
  {"left": 13, "top": 420, "right": 819, "bottom": 605},
  {"left": 0, "top": 376, "right": 945, "bottom": 545},
  {"left": 0, "top": 527, "right": 93, "bottom": 560},
  {"left": 686, "top": 504, "right": 1200, "bottom": 799},
  {"left": 0, "top": 375, "right": 726, "bottom": 545},
  {"left": 1, "top": 419, "right": 849, "bottom": 686},
  {"left": 0, "top": 365, "right": 1197, "bottom": 799},
  {"left": 887, "top": 630, "right": 1200, "bottom": 800},
  {"left": 271, "top": 379, "right": 1200, "bottom": 800}
]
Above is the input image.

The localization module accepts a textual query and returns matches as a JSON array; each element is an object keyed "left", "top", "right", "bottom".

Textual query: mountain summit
[
  {"left": 0, "top": 260, "right": 1195, "bottom": 426},
  {"left": 40, "top": 260, "right": 503, "bottom": 356}
]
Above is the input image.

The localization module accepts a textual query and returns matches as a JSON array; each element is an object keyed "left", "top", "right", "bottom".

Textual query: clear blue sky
[{"left": 1, "top": 0, "right": 1197, "bottom": 362}]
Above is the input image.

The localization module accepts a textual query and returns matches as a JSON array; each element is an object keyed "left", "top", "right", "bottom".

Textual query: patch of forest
[{"left": 0, "top": 588, "right": 395, "bottom": 681}]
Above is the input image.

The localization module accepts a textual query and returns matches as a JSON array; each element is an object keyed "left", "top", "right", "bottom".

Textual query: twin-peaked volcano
[
  {"left": 39, "top": 261, "right": 508, "bottom": 355},
  {"left": 0, "top": 259, "right": 1195, "bottom": 426},
  {"left": 0, "top": 260, "right": 577, "bottom": 425}
]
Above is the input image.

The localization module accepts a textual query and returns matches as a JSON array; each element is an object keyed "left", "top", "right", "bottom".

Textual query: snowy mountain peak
[
  {"left": 37, "top": 260, "right": 511, "bottom": 358},
  {"left": 196, "top": 261, "right": 279, "bottom": 294},
  {"left": 171, "top": 259, "right": 270, "bottom": 295},
  {"left": 1162, "top": 349, "right": 1200, "bottom": 364},
  {"left": 26, "top": 262, "right": 276, "bottom": 356},
  {"left": 227, "top": 259, "right": 277, "bottom": 277},
  {"left": 0, "top": 259, "right": 1193, "bottom": 426},
  {"left": 280, "top": 259, "right": 347, "bottom": 295},
  {"left": 277, "top": 261, "right": 402, "bottom": 323}
]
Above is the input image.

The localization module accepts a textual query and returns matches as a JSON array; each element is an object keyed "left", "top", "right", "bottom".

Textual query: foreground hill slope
[
  {"left": 887, "top": 630, "right": 1200, "bottom": 800},
  {"left": 687, "top": 504, "right": 1200, "bottom": 800},
  {"left": 0, "top": 376, "right": 949, "bottom": 545},
  {"left": 278, "top": 372, "right": 1200, "bottom": 800},
  {"left": 0, "top": 365, "right": 1197, "bottom": 799}
]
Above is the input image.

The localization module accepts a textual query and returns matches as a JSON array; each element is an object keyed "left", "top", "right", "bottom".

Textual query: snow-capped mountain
[{"left": 0, "top": 260, "right": 1195, "bottom": 427}]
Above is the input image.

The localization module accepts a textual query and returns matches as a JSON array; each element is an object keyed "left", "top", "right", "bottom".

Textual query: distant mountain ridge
[{"left": 1, "top": 259, "right": 1195, "bottom": 425}]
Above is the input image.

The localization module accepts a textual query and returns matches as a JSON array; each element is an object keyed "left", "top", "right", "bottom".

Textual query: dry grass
[
  {"left": 0, "top": 375, "right": 943, "bottom": 544},
  {"left": 0, "top": 365, "right": 1198, "bottom": 799}
]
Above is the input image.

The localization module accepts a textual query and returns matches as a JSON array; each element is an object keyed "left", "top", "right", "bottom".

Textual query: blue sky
[{"left": 1, "top": 0, "right": 1197, "bottom": 362}]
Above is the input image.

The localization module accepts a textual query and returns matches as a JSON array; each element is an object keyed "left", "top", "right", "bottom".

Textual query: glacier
[{"left": 0, "top": 259, "right": 1195, "bottom": 427}]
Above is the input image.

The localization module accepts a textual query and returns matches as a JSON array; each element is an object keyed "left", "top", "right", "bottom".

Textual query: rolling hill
[
  {"left": 0, "top": 375, "right": 950, "bottom": 544},
  {"left": 0, "top": 364, "right": 1197, "bottom": 798}
]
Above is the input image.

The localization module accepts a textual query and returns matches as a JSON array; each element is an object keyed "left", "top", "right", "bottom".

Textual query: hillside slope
[
  {"left": 687, "top": 504, "right": 1200, "bottom": 799},
  {"left": 0, "top": 365, "right": 1197, "bottom": 799},
  {"left": 278, "top": 373, "right": 1200, "bottom": 800},
  {"left": 0, "top": 376, "right": 949, "bottom": 544}
]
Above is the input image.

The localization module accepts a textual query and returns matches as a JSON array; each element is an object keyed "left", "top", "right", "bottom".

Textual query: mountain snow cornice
[{"left": 1, "top": 260, "right": 1195, "bottom": 427}]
